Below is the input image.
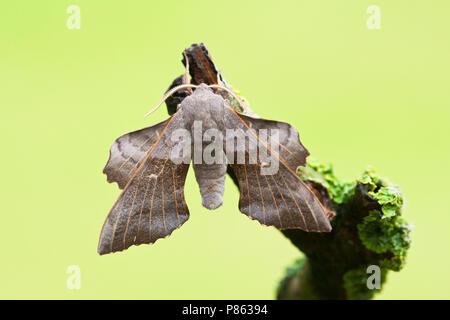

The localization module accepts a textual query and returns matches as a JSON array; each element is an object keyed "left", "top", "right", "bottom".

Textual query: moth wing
[
  {"left": 104, "top": 118, "right": 172, "bottom": 189},
  {"left": 98, "top": 111, "right": 191, "bottom": 255},
  {"left": 223, "top": 107, "right": 331, "bottom": 232}
]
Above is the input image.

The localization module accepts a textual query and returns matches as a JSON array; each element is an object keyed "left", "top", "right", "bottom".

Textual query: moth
[{"left": 98, "top": 83, "right": 332, "bottom": 255}]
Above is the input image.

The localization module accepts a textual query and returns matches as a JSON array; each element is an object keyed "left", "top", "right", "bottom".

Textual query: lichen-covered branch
[
  {"left": 164, "top": 43, "right": 411, "bottom": 300},
  {"left": 278, "top": 162, "right": 411, "bottom": 299}
]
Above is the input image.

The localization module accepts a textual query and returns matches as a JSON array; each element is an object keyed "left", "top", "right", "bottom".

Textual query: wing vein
[
  {"left": 171, "top": 162, "right": 180, "bottom": 224},
  {"left": 271, "top": 175, "right": 295, "bottom": 226},
  {"left": 293, "top": 179, "right": 320, "bottom": 230},
  {"left": 243, "top": 164, "right": 252, "bottom": 218},
  {"left": 148, "top": 175, "right": 158, "bottom": 242},
  {"left": 279, "top": 171, "right": 308, "bottom": 231},
  {"left": 122, "top": 170, "right": 144, "bottom": 248},
  {"left": 136, "top": 172, "right": 152, "bottom": 241},
  {"left": 254, "top": 165, "right": 266, "bottom": 224},
  {"left": 264, "top": 175, "right": 282, "bottom": 228},
  {"left": 161, "top": 160, "right": 168, "bottom": 233}
]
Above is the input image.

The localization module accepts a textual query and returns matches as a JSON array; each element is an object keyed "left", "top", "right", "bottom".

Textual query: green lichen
[
  {"left": 357, "top": 166, "right": 384, "bottom": 189},
  {"left": 357, "top": 210, "right": 411, "bottom": 271},
  {"left": 284, "top": 161, "right": 412, "bottom": 299},
  {"left": 357, "top": 168, "right": 411, "bottom": 271},
  {"left": 358, "top": 211, "right": 410, "bottom": 255},
  {"left": 357, "top": 167, "right": 403, "bottom": 216},
  {"left": 372, "top": 187, "right": 403, "bottom": 218},
  {"left": 343, "top": 267, "right": 387, "bottom": 300},
  {"left": 298, "top": 158, "right": 355, "bottom": 204}
]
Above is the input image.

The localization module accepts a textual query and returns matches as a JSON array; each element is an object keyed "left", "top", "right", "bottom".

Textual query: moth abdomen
[{"left": 193, "top": 163, "right": 227, "bottom": 210}]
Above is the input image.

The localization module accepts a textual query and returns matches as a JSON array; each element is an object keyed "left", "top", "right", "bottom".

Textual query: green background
[{"left": 1, "top": 0, "right": 449, "bottom": 299}]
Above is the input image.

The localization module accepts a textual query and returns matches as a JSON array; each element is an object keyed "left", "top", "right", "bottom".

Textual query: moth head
[{"left": 144, "top": 83, "right": 249, "bottom": 117}]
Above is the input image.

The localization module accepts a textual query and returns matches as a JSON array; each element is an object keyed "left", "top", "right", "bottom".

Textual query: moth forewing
[
  {"left": 223, "top": 107, "right": 332, "bottom": 232},
  {"left": 98, "top": 111, "right": 191, "bottom": 255}
]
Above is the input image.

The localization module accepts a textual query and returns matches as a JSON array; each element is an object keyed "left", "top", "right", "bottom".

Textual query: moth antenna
[
  {"left": 183, "top": 50, "right": 192, "bottom": 94},
  {"left": 208, "top": 84, "right": 250, "bottom": 113},
  {"left": 144, "top": 84, "right": 198, "bottom": 118}
]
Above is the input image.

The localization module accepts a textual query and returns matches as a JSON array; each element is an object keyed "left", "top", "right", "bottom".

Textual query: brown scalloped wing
[
  {"left": 224, "top": 108, "right": 331, "bottom": 232},
  {"left": 98, "top": 112, "right": 190, "bottom": 254}
]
